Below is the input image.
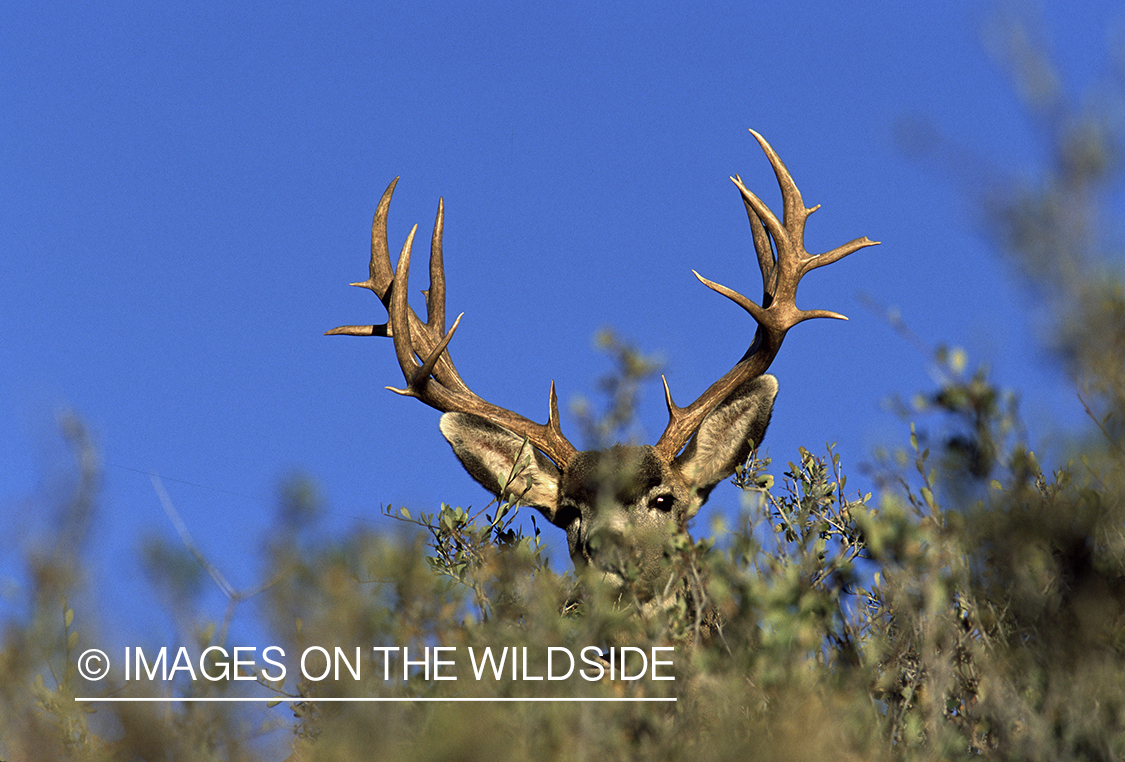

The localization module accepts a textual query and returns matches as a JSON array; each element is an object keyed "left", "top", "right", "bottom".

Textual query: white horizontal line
[{"left": 75, "top": 696, "right": 676, "bottom": 703}]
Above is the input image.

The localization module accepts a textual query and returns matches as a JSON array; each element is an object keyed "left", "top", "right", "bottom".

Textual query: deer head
[{"left": 327, "top": 130, "right": 877, "bottom": 601}]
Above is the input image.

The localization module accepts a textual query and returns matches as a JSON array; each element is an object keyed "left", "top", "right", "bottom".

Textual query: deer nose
[
  {"left": 582, "top": 515, "right": 634, "bottom": 576},
  {"left": 586, "top": 525, "right": 627, "bottom": 557}
]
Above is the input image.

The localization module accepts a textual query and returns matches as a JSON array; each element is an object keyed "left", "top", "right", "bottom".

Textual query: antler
[
  {"left": 654, "top": 129, "right": 879, "bottom": 460},
  {"left": 326, "top": 180, "right": 578, "bottom": 470}
]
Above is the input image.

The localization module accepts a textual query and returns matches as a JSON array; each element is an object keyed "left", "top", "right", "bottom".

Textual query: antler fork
[
  {"left": 325, "top": 181, "right": 578, "bottom": 470},
  {"left": 653, "top": 129, "right": 879, "bottom": 460}
]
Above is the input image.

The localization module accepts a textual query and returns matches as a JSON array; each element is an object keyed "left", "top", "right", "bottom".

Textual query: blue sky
[{"left": 3, "top": 1, "right": 1122, "bottom": 642}]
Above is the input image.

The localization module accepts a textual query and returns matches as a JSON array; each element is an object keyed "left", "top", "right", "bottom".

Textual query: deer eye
[{"left": 650, "top": 494, "right": 675, "bottom": 512}]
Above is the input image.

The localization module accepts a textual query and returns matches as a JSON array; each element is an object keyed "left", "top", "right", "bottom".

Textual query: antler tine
[
  {"left": 408, "top": 313, "right": 463, "bottom": 392},
  {"left": 692, "top": 268, "right": 768, "bottom": 325},
  {"left": 386, "top": 224, "right": 425, "bottom": 384},
  {"left": 734, "top": 173, "right": 778, "bottom": 302},
  {"left": 368, "top": 176, "right": 400, "bottom": 304},
  {"left": 426, "top": 198, "right": 446, "bottom": 333},
  {"left": 654, "top": 130, "right": 879, "bottom": 460},
  {"left": 351, "top": 176, "right": 399, "bottom": 305}
]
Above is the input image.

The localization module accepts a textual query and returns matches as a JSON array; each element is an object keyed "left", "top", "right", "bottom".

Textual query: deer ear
[
  {"left": 674, "top": 374, "right": 777, "bottom": 514},
  {"left": 439, "top": 412, "right": 561, "bottom": 521}
]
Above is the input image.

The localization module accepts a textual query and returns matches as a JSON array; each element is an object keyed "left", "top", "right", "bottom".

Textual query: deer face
[
  {"left": 438, "top": 374, "right": 777, "bottom": 593},
  {"left": 557, "top": 445, "right": 696, "bottom": 595}
]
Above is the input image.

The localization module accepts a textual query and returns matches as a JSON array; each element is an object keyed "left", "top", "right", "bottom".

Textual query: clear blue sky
[{"left": 3, "top": 1, "right": 1122, "bottom": 641}]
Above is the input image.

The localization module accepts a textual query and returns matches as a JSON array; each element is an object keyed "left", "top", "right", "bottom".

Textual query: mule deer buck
[{"left": 327, "top": 130, "right": 877, "bottom": 617}]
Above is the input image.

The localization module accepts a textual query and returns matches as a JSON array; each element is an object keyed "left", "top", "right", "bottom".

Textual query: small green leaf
[{"left": 921, "top": 486, "right": 936, "bottom": 511}]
